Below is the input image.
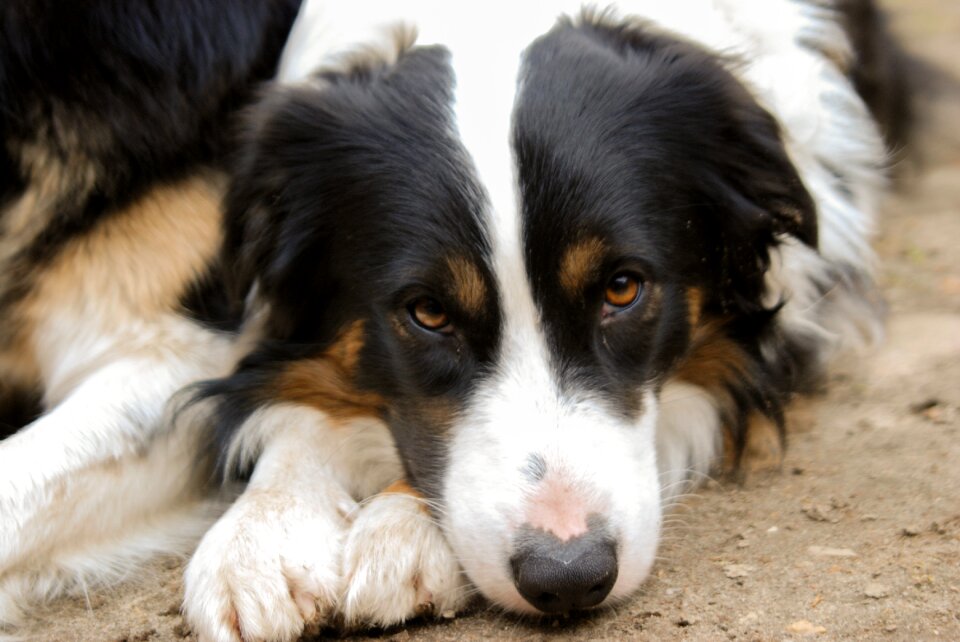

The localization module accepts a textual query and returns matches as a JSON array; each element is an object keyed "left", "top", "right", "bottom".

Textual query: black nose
[{"left": 510, "top": 531, "right": 618, "bottom": 613}]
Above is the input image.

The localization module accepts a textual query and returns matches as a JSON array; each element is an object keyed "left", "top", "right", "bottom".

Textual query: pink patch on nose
[{"left": 524, "top": 473, "right": 589, "bottom": 541}]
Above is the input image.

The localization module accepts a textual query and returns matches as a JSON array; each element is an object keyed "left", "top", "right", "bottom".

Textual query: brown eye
[
  {"left": 409, "top": 297, "right": 451, "bottom": 332},
  {"left": 604, "top": 273, "right": 642, "bottom": 309}
]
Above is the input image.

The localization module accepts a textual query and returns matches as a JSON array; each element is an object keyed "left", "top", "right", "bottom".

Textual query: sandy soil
[{"left": 14, "top": 1, "right": 960, "bottom": 640}]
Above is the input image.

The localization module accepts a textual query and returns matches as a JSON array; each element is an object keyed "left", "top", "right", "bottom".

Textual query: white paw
[
  {"left": 340, "top": 491, "right": 468, "bottom": 628},
  {"left": 183, "top": 485, "right": 356, "bottom": 642}
]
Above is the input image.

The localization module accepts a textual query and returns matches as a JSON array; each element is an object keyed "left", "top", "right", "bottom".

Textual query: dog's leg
[
  {"left": 340, "top": 479, "right": 468, "bottom": 629},
  {"left": 0, "top": 356, "right": 196, "bottom": 560},
  {"left": 0, "top": 340, "right": 235, "bottom": 628},
  {"left": 183, "top": 404, "right": 401, "bottom": 642}
]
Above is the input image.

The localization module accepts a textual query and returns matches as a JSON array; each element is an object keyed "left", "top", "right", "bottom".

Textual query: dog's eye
[
  {"left": 409, "top": 297, "right": 451, "bottom": 332},
  {"left": 603, "top": 272, "right": 642, "bottom": 313}
]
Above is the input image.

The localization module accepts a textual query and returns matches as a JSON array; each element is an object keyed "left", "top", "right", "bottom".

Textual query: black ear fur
[
  {"left": 222, "top": 82, "right": 348, "bottom": 342},
  {"left": 222, "top": 45, "right": 467, "bottom": 342},
  {"left": 575, "top": 16, "right": 818, "bottom": 314}
]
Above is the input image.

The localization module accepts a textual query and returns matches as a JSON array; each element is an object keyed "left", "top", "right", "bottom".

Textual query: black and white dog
[{"left": 0, "top": 1, "right": 909, "bottom": 640}]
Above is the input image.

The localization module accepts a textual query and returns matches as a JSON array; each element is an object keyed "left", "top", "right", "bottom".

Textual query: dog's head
[{"left": 220, "top": 15, "right": 814, "bottom": 614}]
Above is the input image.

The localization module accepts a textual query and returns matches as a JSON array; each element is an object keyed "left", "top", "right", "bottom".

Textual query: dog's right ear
[
  {"left": 223, "top": 83, "right": 345, "bottom": 341},
  {"left": 223, "top": 43, "right": 460, "bottom": 342}
]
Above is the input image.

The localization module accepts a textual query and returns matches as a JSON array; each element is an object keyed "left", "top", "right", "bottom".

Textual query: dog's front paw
[
  {"left": 183, "top": 486, "right": 355, "bottom": 642},
  {"left": 340, "top": 484, "right": 468, "bottom": 628}
]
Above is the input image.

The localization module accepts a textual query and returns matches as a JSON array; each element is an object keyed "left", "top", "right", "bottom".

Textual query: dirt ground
[{"left": 14, "top": 1, "right": 960, "bottom": 640}]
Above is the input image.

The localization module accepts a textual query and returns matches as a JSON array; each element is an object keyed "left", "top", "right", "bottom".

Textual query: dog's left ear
[
  {"left": 583, "top": 17, "right": 818, "bottom": 247},
  {"left": 570, "top": 17, "right": 818, "bottom": 313},
  {"left": 699, "top": 80, "right": 819, "bottom": 313},
  {"left": 219, "top": 83, "right": 341, "bottom": 341},
  {"left": 707, "top": 94, "right": 818, "bottom": 247}
]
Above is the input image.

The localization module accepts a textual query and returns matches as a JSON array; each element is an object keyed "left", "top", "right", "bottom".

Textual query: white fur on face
[{"left": 442, "top": 355, "right": 664, "bottom": 611}]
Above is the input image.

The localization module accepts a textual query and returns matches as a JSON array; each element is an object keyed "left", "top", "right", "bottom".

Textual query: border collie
[{"left": 1, "top": 1, "right": 910, "bottom": 640}]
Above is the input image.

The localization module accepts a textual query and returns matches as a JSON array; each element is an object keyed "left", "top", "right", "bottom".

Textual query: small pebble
[
  {"left": 786, "top": 620, "right": 826, "bottom": 635},
  {"left": 909, "top": 398, "right": 940, "bottom": 414},
  {"left": 85, "top": 594, "right": 107, "bottom": 610},
  {"left": 802, "top": 503, "right": 839, "bottom": 523},
  {"left": 159, "top": 603, "right": 181, "bottom": 617},
  {"left": 902, "top": 525, "right": 921, "bottom": 537},
  {"left": 864, "top": 582, "right": 891, "bottom": 599},
  {"left": 808, "top": 545, "right": 858, "bottom": 558},
  {"left": 723, "top": 564, "right": 755, "bottom": 579}
]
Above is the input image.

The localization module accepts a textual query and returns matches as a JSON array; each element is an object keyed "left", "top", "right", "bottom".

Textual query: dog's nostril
[
  {"left": 588, "top": 582, "right": 608, "bottom": 596},
  {"left": 510, "top": 536, "right": 618, "bottom": 613}
]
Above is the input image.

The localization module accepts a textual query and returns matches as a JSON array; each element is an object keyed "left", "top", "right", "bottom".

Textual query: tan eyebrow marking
[
  {"left": 559, "top": 237, "right": 606, "bottom": 296},
  {"left": 446, "top": 255, "right": 487, "bottom": 315}
]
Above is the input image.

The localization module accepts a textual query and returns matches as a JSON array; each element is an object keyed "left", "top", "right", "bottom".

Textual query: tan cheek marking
[
  {"left": 322, "top": 319, "right": 366, "bottom": 374},
  {"left": 446, "top": 255, "right": 487, "bottom": 316},
  {"left": 673, "top": 317, "right": 788, "bottom": 474},
  {"left": 672, "top": 318, "right": 751, "bottom": 458},
  {"left": 559, "top": 238, "right": 606, "bottom": 298},
  {"left": 274, "top": 321, "right": 386, "bottom": 423}
]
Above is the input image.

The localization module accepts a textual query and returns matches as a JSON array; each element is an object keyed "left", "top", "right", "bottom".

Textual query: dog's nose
[{"left": 510, "top": 530, "right": 618, "bottom": 613}]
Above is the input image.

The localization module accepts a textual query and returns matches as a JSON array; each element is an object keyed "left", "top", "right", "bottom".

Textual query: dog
[{"left": 1, "top": 0, "right": 910, "bottom": 640}]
